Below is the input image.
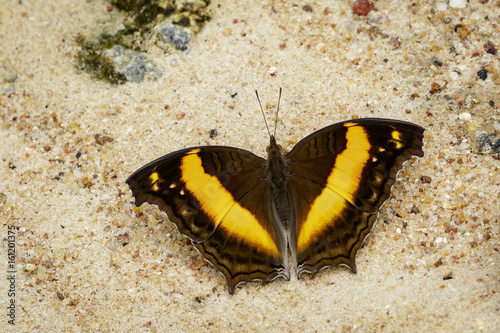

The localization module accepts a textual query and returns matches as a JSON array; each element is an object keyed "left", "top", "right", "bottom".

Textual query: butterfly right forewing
[{"left": 286, "top": 119, "right": 424, "bottom": 276}]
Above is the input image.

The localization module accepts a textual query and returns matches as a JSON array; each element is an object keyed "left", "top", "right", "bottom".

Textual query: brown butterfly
[{"left": 127, "top": 90, "right": 425, "bottom": 293}]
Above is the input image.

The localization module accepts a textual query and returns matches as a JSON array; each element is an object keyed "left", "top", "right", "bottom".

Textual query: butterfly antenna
[
  {"left": 256, "top": 90, "right": 272, "bottom": 138},
  {"left": 273, "top": 88, "right": 282, "bottom": 138}
]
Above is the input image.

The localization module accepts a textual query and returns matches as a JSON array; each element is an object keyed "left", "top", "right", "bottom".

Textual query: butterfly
[{"left": 126, "top": 90, "right": 425, "bottom": 294}]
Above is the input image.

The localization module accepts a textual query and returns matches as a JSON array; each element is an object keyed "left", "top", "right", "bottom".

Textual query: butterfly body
[{"left": 127, "top": 118, "right": 424, "bottom": 293}]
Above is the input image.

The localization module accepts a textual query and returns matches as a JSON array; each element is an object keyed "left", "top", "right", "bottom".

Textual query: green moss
[
  {"left": 111, "top": 0, "right": 140, "bottom": 12},
  {"left": 76, "top": 0, "right": 211, "bottom": 84},
  {"left": 76, "top": 33, "right": 129, "bottom": 84},
  {"left": 111, "top": 0, "right": 210, "bottom": 28},
  {"left": 113, "top": 0, "right": 176, "bottom": 26}
]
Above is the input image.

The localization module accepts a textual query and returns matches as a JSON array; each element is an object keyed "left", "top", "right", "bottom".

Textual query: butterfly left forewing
[
  {"left": 127, "top": 147, "right": 289, "bottom": 293},
  {"left": 286, "top": 118, "right": 424, "bottom": 276}
]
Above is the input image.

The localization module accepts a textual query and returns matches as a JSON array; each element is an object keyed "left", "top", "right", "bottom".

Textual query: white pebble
[
  {"left": 23, "top": 264, "right": 37, "bottom": 272},
  {"left": 436, "top": 2, "right": 447, "bottom": 11},
  {"left": 459, "top": 112, "right": 471, "bottom": 121},
  {"left": 435, "top": 237, "right": 447, "bottom": 245},
  {"left": 478, "top": 55, "right": 491, "bottom": 68},
  {"left": 449, "top": 0, "right": 466, "bottom": 9},
  {"left": 470, "top": 12, "right": 481, "bottom": 20},
  {"left": 73, "top": 169, "right": 83, "bottom": 179},
  {"left": 450, "top": 71, "right": 459, "bottom": 80}
]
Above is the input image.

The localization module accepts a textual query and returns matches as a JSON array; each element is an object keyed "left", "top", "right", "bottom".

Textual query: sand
[{"left": 1, "top": 0, "right": 499, "bottom": 331}]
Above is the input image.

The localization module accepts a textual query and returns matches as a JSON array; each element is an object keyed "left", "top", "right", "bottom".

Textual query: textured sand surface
[{"left": 1, "top": 0, "right": 499, "bottom": 331}]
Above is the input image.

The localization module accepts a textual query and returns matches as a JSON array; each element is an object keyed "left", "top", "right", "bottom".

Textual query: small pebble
[
  {"left": 470, "top": 12, "right": 481, "bottom": 20},
  {"left": 436, "top": 2, "right": 447, "bottom": 11},
  {"left": 23, "top": 264, "right": 37, "bottom": 272},
  {"left": 352, "top": 0, "right": 377, "bottom": 16},
  {"left": 449, "top": 0, "right": 467, "bottom": 9},
  {"left": 459, "top": 112, "right": 472, "bottom": 121},
  {"left": 302, "top": 4, "right": 313, "bottom": 12},
  {"left": 477, "top": 68, "right": 487, "bottom": 80}
]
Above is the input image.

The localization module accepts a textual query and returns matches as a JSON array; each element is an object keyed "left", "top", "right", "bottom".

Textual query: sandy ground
[{"left": 1, "top": 0, "right": 499, "bottom": 331}]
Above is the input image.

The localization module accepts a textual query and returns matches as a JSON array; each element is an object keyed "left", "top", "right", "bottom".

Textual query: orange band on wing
[
  {"left": 297, "top": 124, "right": 371, "bottom": 251},
  {"left": 180, "top": 149, "right": 279, "bottom": 255}
]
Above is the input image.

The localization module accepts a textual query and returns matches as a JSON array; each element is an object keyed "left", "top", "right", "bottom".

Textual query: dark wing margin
[
  {"left": 286, "top": 118, "right": 424, "bottom": 277},
  {"left": 126, "top": 146, "right": 289, "bottom": 293}
]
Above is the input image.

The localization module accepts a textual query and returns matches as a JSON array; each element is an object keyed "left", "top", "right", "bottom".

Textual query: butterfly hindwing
[
  {"left": 286, "top": 119, "right": 424, "bottom": 276},
  {"left": 126, "top": 147, "right": 289, "bottom": 293}
]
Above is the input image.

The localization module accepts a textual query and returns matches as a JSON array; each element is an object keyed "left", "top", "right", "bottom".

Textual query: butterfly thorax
[{"left": 265, "top": 136, "right": 293, "bottom": 229}]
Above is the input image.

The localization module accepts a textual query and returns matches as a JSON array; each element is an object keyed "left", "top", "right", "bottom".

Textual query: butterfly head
[{"left": 266, "top": 135, "right": 286, "bottom": 156}]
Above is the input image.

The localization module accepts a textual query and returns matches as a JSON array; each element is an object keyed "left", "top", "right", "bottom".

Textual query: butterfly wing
[
  {"left": 286, "top": 118, "right": 425, "bottom": 276},
  {"left": 126, "top": 147, "right": 289, "bottom": 293}
]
